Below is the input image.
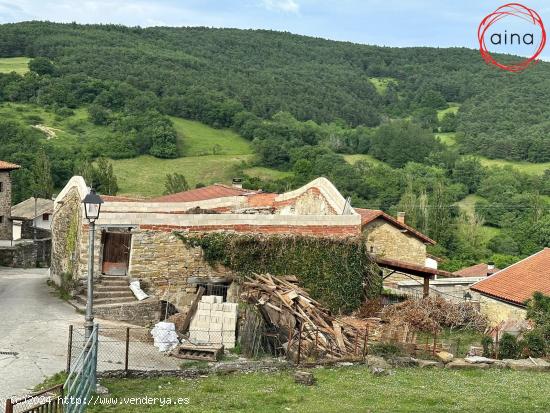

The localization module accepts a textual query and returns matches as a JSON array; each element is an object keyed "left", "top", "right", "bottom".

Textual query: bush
[
  {"left": 481, "top": 335, "right": 494, "bottom": 358},
  {"left": 522, "top": 330, "right": 547, "bottom": 358},
  {"left": 369, "top": 342, "right": 403, "bottom": 358},
  {"left": 498, "top": 333, "right": 520, "bottom": 359}
]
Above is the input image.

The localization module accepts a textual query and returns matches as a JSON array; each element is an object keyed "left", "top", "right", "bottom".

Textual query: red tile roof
[
  {"left": 355, "top": 208, "right": 435, "bottom": 245},
  {"left": 100, "top": 195, "right": 143, "bottom": 202},
  {"left": 454, "top": 263, "right": 499, "bottom": 277},
  {"left": 471, "top": 248, "right": 550, "bottom": 306},
  {"left": 0, "top": 160, "right": 20, "bottom": 171},
  {"left": 150, "top": 184, "right": 255, "bottom": 202}
]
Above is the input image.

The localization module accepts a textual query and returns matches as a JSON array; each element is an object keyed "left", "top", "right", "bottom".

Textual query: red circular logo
[{"left": 478, "top": 3, "right": 546, "bottom": 72}]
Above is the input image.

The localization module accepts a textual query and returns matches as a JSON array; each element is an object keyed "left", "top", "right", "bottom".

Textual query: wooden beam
[{"left": 180, "top": 286, "right": 205, "bottom": 333}]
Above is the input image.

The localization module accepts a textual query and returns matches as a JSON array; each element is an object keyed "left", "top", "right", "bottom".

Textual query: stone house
[
  {"left": 470, "top": 248, "right": 550, "bottom": 325},
  {"left": 11, "top": 197, "right": 54, "bottom": 240},
  {"left": 51, "top": 175, "right": 440, "bottom": 323},
  {"left": 0, "top": 160, "right": 20, "bottom": 241}
]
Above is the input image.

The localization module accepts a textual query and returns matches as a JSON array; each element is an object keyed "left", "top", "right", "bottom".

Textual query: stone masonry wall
[
  {"left": 478, "top": 295, "right": 527, "bottom": 326},
  {"left": 0, "top": 171, "right": 13, "bottom": 240},
  {"left": 51, "top": 188, "right": 83, "bottom": 285},
  {"left": 128, "top": 230, "right": 234, "bottom": 311},
  {"left": 364, "top": 218, "right": 427, "bottom": 266}
]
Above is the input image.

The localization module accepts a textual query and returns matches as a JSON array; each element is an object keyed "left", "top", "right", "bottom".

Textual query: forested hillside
[{"left": 0, "top": 22, "right": 549, "bottom": 270}]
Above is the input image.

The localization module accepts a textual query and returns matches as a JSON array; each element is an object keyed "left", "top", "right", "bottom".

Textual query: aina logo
[{"left": 478, "top": 3, "right": 546, "bottom": 72}]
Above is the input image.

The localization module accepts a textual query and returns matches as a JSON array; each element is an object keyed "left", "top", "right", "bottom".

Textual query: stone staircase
[{"left": 74, "top": 275, "right": 136, "bottom": 307}]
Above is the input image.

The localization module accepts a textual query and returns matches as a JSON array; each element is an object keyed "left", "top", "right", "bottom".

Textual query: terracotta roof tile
[
  {"left": 355, "top": 208, "right": 435, "bottom": 245},
  {"left": 454, "top": 263, "right": 499, "bottom": 277},
  {"left": 150, "top": 184, "right": 255, "bottom": 202},
  {"left": 0, "top": 160, "right": 20, "bottom": 171},
  {"left": 471, "top": 249, "right": 550, "bottom": 306},
  {"left": 100, "top": 195, "right": 143, "bottom": 202}
]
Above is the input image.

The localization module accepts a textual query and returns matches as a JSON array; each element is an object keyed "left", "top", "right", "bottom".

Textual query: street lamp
[
  {"left": 463, "top": 291, "right": 472, "bottom": 302},
  {"left": 82, "top": 189, "right": 103, "bottom": 340}
]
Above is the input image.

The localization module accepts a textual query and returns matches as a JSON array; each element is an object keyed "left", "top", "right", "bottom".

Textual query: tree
[
  {"left": 95, "top": 157, "right": 118, "bottom": 195},
  {"left": 29, "top": 57, "right": 56, "bottom": 76},
  {"left": 32, "top": 150, "right": 54, "bottom": 199},
  {"left": 164, "top": 173, "right": 189, "bottom": 194}
]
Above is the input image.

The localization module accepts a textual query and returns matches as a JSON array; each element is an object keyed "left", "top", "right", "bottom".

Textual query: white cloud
[{"left": 261, "top": 0, "right": 300, "bottom": 14}]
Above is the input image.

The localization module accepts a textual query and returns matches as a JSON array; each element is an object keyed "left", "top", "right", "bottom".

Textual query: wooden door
[{"left": 102, "top": 232, "right": 131, "bottom": 275}]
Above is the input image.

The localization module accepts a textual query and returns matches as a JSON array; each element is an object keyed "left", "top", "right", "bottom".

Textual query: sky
[{"left": 0, "top": 0, "right": 549, "bottom": 57}]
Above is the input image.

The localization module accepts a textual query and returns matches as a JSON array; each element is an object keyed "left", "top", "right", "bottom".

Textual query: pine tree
[{"left": 32, "top": 150, "right": 54, "bottom": 199}]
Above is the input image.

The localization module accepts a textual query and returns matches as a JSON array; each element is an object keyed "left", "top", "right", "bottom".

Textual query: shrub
[
  {"left": 522, "top": 330, "right": 547, "bottom": 358},
  {"left": 481, "top": 335, "right": 494, "bottom": 358},
  {"left": 498, "top": 333, "right": 520, "bottom": 359},
  {"left": 369, "top": 342, "right": 403, "bottom": 358}
]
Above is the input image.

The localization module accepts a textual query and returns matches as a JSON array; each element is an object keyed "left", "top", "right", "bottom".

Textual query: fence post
[
  {"left": 296, "top": 323, "right": 303, "bottom": 365},
  {"left": 362, "top": 325, "right": 368, "bottom": 361},
  {"left": 5, "top": 398, "right": 13, "bottom": 413},
  {"left": 125, "top": 327, "right": 130, "bottom": 374},
  {"left": 432, "top": 331, "right": 437, "bottom": 356},
  {"left": 495, "top": 328, "right": 499, "bottom": 359},
  {"left": 66, "top": 324, "right": 73, "bottom": 373}
]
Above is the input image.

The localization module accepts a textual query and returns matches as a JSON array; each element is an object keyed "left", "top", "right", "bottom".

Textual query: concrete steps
[{"left": 77, "top": 276, "right": 136, "bottom": 307}]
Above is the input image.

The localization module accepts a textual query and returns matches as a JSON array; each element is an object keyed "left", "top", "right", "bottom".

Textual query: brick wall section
[
  {"left": 0, "top": 171, "right": 13, "bottom": 240},
  {"left": 364, "top": 218, "right": 427, "bottom": 266}
]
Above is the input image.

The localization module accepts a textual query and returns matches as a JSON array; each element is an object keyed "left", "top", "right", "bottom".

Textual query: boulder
[
  {"left": 417, "top": 359, "right": 444, "bottom": 368},
  {"left": 436, "top": 351, "right": 454, "bottom": 363},
  {"left": 504, "top": 359, "right": 550, "bottom": 371},
  {"left": 467, "top": 346, "right": 484, "bottom": 357},
  {"left": 294, "top": 371, "right": 316, "bottom": 386},
  {"left": 465, "top": 356, "right": 496, "bottom": 364},
  {"left": 388, "top": 356, "right": 419, "bottom": 368},
  {"left": 366, "top": 355, "right": 391, "bottom": 370},
  {"left": 446, "top": 358, "right": 490, "bottom": 369}
]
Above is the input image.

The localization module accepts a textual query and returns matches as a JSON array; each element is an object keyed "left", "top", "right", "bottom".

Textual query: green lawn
[
  {"left": 243, "top": 166, "right": 292, "bottom": 181},
  {"left": 0, "top": 57, "right": 30, "bottom": 74},
  {"left": 435, "top": 132, "right": 457, "bottom": 146},
  {"left": 171, "top": 117, "right": 253, "bottom": 156},
  {"left": 369, "top": 77, "right": 397, "bottom": 94},
  {"left": 456, "top": 194, "right": 501, "bottom": 242},
  {"left": 112, "top": 154, "right": 254, "bottom": 197},
  {"left": 88, "top": 367, "right": 550, "bottom": 412}
]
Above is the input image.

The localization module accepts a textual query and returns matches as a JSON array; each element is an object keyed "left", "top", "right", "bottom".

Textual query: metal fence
[{"left": 64, "top": 325, "right": 99, "bottom": 413}]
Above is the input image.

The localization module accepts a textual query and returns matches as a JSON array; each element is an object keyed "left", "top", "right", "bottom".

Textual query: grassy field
[
  {"left": 369, "top": 77, "right": 396, "bottom": 94},
  {"left": 0, "top": 57, "right": 30, "bottom": 74},
  {"left": 435, "top": 132, "right": 457, "bottom": 146},
  {"left": 479, "top": 156, "right": 550, "bottom": 175},
  {"left": 88, "top": 367, "right": 550, "bottom": 412},
  {"left": 343, "top": 153, "right": 385, "bottom": 166},
  {"left": 112, "top": 154, "right": 254, "bottom": 197},
  {"left": 243, "top": 166, "right": 292, "bottom": 181},
  {"left": 456, "top": 194, "right": 501, "bottom": 241},
  {"left": 437, "top": 103, "right": 459, "bottom": 121},
  {"left": 171, "top": 117, "right": 253, "bottom": 156}
]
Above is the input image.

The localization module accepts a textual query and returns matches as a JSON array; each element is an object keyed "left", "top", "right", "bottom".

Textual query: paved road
[{"left": 0, "top": 267, "right": 82, "bottom": 402}]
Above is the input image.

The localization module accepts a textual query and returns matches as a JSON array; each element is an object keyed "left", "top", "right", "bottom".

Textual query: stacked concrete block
[{"left": 189, "top": 296, "right": 238, "bottom": 348}]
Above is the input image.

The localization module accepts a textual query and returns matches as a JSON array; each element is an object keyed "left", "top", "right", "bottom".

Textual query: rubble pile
[{"left": 241, "top": 274, "right": 365, "bottom": 359}]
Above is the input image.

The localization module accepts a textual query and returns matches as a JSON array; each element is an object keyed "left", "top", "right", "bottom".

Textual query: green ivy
[{"left": 176, "top": 232, "right": 382, "bottom": 313}]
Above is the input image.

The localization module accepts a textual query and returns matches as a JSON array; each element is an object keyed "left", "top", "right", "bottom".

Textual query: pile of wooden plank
[{"left": 241, "top": 274, "right": 365, "bottom": 359}]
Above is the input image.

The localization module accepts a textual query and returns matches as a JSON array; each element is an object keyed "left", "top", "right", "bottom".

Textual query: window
[
  {"left": 42, "top": 213, "right": 50, "bottom": 221},
  {"left": 0, "top": 182, "right": 3, "bottom": 192},
  {"left": 0, "top": 216, "right": 3, "bottom": 224}
]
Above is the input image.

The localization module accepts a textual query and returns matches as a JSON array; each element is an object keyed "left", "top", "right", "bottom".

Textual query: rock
[
  {"left": 388, "top": 356, "right": 418, "bottom": 368},
  {"left": 370, "top": 367, "right": 391, "bottom": 376},
  {"left": 492, "top": 360, "right": 507, "bottom": 369},
  {"left": 436, "top": 351, "right": 454, "bottom": 363},
  {"left": 417, "top": 359, "right": 444, "bottom": 368},
  {"left": 337, "top": 362, "right": 354, "bottom": 367},
  {"left": 446, "top": 358, "right": 489, "bottom": 369},
  {"left": 505, "top": 359, "right": 550, "bottom": 371},
  {"left": 467, "top": 346, "right": 484, "bottom": 357},
  {"left": 294, "top": 371, "right": 316, "bottom": 386},
  {"left": 465, "top": 356, "right": 496, "bottom": 364},
  {"left": 96, "top": 384, "right": 109, "bottom": 395},
  {"left": 365, "top": 355, "right": 391, "bottom": 370}
]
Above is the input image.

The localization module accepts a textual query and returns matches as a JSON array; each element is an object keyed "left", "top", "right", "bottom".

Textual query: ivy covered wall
[{"left": 176, "top": 232, "right": 382, "bottom": 313}]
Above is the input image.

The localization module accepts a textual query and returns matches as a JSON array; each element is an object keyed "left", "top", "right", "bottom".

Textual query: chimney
[
  {"left": 397, "top": 212, "right": 406, "bottom": 224},
  {"left": 487, "top": 261, "right": 495, "bottom": 276},
  {"left": 232, "top": 178, "right": 243, "bottom": 189}
]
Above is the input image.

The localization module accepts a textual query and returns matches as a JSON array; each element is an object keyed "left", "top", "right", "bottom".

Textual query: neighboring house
[
  {"left": 454, "top": 262, "right": 499, "bottom": 277},
  {"left": 0, "top": 160, "right": 20, "bottom": 241},
  {"left": 471, "top": 248, "right": 550, "bottom": 324},
  {"left": 11, "top": 197, "right": 54, "bottom": 240}
]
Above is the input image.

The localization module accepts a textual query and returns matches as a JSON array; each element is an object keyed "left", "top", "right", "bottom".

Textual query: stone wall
[
  {"left": 0, "top": 239, "right": 51, "bottom": 267},
  {"left": 128, "top": 230, "right": 234, "bottom": 311},
  {"left": 21, "top": 220, "right": 52, "bottom": 239},
  {"left": 93, "top": 299, "right": 161, "bottom": 327},
  {"left": 50, "top": 187, "right": 83, "bottom": 285},
  {"left": 478, "top": 295, "right": 527, "bottom": 325},
  {"left": 0, "top": 171, "right": 13, "bottom": 240},
  {"left": 364, "top": 218, "right": 427, "bottom": 266}
]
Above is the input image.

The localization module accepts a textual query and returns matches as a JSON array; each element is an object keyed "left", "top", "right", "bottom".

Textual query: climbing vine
[{"left": 176, "top": 232, "right": 382, "bottom": 313}]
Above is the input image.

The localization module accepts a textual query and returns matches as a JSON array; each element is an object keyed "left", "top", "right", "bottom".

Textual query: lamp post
[
  {"left": 463, "top": 291, "right": 472, "bottom": 302},
  {"left": 82, "top": 188, "right": 103, "bottom": 340}
]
